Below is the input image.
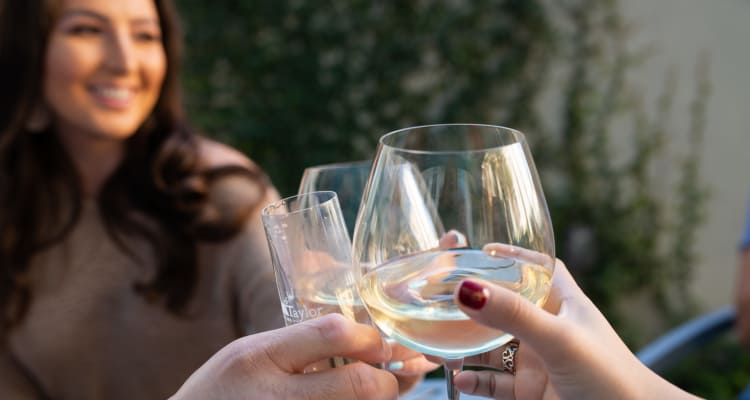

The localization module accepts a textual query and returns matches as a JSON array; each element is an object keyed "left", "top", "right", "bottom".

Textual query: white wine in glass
[{"left": 352, "top": 124, "right": 555, "bottom": 399}]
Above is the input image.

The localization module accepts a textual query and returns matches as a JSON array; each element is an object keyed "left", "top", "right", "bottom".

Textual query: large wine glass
[{"left": 352, "top": 124, "right": 555, "bottom": 400}]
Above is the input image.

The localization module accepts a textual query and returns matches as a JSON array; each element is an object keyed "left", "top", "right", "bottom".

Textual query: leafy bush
[
  {"left": 176, "top": 0, "right": 553, "bottom": 193},
  {"left": 663, "top": 337, "right": 750, "bottom": 399}
]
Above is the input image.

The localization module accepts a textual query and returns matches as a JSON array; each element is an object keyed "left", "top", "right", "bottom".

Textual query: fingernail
[
  {"left": 447, "top": 230, "right": 467, "bottom": 247},
  {"left": 453, "top": 231, "right": 467, "bottom": 247},
  {"left": 458, "top": 280, "right": 488, "bottom": 310},
  {"left": 386, "top": 361, "right": 404, "bottom": 371}
]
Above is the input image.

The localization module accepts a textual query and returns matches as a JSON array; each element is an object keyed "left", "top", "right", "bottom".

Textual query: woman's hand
[
  {"left": 453, "top": 256, "right": 700, "bottom": 400},
  {"left": 387, "top": 342, "right": 440, "bottom": 394},
  {"left": 171, "top": 314, "right": 398, "bottom": 400}
]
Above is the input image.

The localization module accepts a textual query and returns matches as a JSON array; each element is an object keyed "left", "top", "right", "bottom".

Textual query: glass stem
[{"left": 444, "top": 358, "right": 464, "bottom": 400}]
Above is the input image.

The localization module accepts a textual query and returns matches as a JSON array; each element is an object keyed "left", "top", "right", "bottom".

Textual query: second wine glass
[
  {"left": 352, "top": 124, "right": 555, "bottom": 400},
  {"left": 298, "top": 160, "right": 371, "bottom": 237}
]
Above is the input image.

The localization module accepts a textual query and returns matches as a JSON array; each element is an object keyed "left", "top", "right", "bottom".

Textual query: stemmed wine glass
[
  {"left": 351, "top": 124, "right": 555, "bottom": 400},
  {"left": 298, "top": 160, "right": 371, "bottom": 237}
]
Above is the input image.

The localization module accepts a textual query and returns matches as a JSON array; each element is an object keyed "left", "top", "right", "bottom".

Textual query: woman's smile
[
  {"left": 89, "top": 84, "right": 136, "bottom": 110},
  {"left": 44, "top": 0, "right": 166, "bottom": 143}
]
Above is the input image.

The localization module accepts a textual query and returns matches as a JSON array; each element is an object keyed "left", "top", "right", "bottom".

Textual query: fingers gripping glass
[{"left": 352, "top": 124, "right": 555, "bottom": 399}]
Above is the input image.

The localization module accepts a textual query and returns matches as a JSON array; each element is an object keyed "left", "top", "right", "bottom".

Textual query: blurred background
[{"left": 175, "top": 0, "right": 750, "bottom": 396}]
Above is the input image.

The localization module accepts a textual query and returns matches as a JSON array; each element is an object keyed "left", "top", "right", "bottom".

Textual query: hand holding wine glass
[
  {"left": 261, "top": 191, "right": 362, "bottom": 372},
  {"left": 352, "top": 124, "right": 556, "bottom": 399},
  {"left": 450, "top": 258, "right": 701, "bottom": 400},
  {"left": 296, "top": 162, "right": 439, "bottom": 395}
]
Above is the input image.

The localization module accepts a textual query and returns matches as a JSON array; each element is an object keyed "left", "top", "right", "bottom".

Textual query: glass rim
[
  {"left": 379, "top": 123, "right": 526, "bottom": 155},
  {"left": 261, "top": 190, "right": 339, "bottom": 218},
  {"left": 302, "top": 160, "right": 371, "bottom": 173}
]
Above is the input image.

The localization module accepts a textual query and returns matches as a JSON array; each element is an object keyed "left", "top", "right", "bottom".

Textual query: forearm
[
  {"left": 735, "top": 249, "right": 750, "bottom": 347},
  {"left": 735, "top": 249, "right": 750, "bottom": 304}
]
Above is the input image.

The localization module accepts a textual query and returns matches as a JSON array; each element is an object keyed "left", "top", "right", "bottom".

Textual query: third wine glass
[{"left": 298, "top": 160, "right": 371, "bottom": 237}]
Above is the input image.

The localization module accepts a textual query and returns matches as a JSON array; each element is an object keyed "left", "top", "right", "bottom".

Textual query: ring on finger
[{"left": 501, "top": 341, "right": 519, "bottom": 375}]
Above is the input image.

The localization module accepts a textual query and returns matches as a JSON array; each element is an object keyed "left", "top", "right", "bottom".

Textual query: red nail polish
[{"left": 458, "top": 280, "right": 487, "bottom": 310}]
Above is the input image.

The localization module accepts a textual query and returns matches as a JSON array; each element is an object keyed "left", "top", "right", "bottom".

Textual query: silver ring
[{"left": 501, "top": 342, "right": 519, "bottom": 375}]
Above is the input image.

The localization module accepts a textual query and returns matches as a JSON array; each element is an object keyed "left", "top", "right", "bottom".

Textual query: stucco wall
[{"left": 621, "top": 0, "right": 750, "bottom": 310}]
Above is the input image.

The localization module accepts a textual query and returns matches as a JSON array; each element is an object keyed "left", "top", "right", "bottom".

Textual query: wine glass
[
  {"left": 352, "top": 124, "right": 555, "bottom": 400},
  {"left": 298, "top": 160, "right": 371, "bottom": 237},
  {"left": 261, "top": 191, "right": 360, "bottom": 371}
]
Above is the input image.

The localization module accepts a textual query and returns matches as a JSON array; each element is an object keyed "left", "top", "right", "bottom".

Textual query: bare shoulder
[
  {"left": 196, "top": 136, "right": 256, "bottom": 170},
  {"left": 194, "top": 137, "right": 275, "bottom": 224}
]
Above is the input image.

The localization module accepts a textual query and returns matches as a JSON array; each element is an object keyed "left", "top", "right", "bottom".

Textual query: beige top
[{"left": 1, "top": 176, "right": 284, "bottom": 399}]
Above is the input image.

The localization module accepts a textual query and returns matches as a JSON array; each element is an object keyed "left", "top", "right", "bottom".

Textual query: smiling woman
[
  {"left": 44, "top": 0, "right": 169, "bottom": 195},
  {"left": 0, "top": 0, "right": 286, "bottom": 398},
  {"left": 45, "top": 1, "right": 166, "bottom": 139},
  {"left": 0, "top": 0, "right": 438, "bottom": 398}
]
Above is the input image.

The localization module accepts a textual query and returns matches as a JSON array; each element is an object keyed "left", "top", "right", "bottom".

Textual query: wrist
[{"left": 634, "top": 368, "right": 703, "bottom": 400}]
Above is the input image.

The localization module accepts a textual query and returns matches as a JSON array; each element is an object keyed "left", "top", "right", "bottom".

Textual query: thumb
[
  {"left": 262, "top": 314, "right": 392, "bottom": 372},
  {"left": 454, "top": 279, "right": 562, "bottom": 356},
  {"left": 290, "top": 363, "right": 398, "bottom": 400}
]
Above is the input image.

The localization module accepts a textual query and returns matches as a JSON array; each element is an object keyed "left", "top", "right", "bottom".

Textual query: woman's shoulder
[
  {"left": 192, "top": 137, "right": 279, "bottom": 238},
  {"left": 195, "top": 136, "right": 256, "bottom": 171}
]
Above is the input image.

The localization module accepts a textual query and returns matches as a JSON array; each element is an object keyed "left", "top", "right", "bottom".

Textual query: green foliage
[
  {"left": 533, "top": 1, "right": 710, "bottom": 339},
  {"left": 663, "top": 337, "right": 750, "bottom": 399},
  {"left": 176, "top": 0, "right": 708, "bottom": 343},
  {"left": 176, "top": 0, "right": 553, "bottom": 194}
]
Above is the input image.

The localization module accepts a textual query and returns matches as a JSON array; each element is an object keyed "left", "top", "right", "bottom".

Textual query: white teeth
[{"left": 96, "top": 87, "right": 131, "bottom": 100}]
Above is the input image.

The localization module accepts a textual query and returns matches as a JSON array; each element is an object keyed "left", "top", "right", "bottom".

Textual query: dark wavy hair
[{"left": 0, "top": 0, "right": 267, "bottom": 327}]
